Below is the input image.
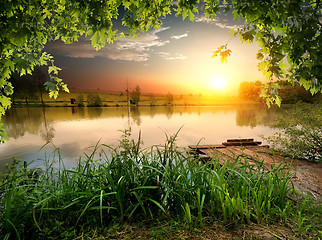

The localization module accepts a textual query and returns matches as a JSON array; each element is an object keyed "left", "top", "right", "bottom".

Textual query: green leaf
[
  {"left": 86, "top": 29, "right": 94, "bottom": 36},
  {"left": 99, "top": 29, "right": 107, "bottom": 45},
  {"left": 62, "top": 84, "right": 69, "bottom": 93},
  {"left": 256, "top": 51, "right": 264, "bottom": 60},
  {"left": 44, "top": 81, "right": 56, "bottom": 92},
  {"left": 229, "top": 28, "right": 236, "bottom": 36},
  {"left": 188, "top": 10, "right": 194, "bottom": 21},
  {"left": 4, "top": 83, "right": 14, "bottom": 95},
  {"left": 275, "top": 95, "right": 281, "bottom": 107},
  {"left": 271, "top": 83, "right": 281, "bottom": 89},
  {"left": 49, "top": 91, "right": 59, "bottom": 99},
  {"left": 0, "top": 96, "right": 12, "bottom": 115},
  {"left": 48, "top": 65, "right": 61, "bottom": 75},
  {"left": 182, "top": 8, "right": 188, "bottom": 20},
  {"left": 91, "top": 31, "right": 99, "bottom": 47}
]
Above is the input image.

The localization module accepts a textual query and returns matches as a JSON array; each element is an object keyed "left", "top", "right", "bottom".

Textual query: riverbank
[
  {"left": 11, "top": 90, "right": 264, "bottom": 107},
  {"left": 1, "top": 135, "right": 321, "bottom": 239}
]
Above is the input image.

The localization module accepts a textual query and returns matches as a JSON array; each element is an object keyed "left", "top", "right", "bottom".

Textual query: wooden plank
[
  {"left": 199, "top": 149, "right": 232, "bottom": 164},
  {"left": 227, "top": 146, "right": 278, "bottom": 167},
  {"left": 229, "top": 147, "right": 271, "bottom": 164},
  {"left": 227, "top": 146, "right": 249, "bottom": 157},
  {"left": 216, "top": 148, "right": 238, "bottom": 159},
  {"left": 245, "top": 146, "right": 286, "bottom": 164},
  {"left": 219, "top": 147, "right": 258, "bottom": 165},
  {"left": 188, "top": 144, "right": 226, "bottom": 149},
  {"left": 227, "top": 138, "right": 254, "bottom": 142},
  {"left": 237, "top": 148, "right": 263, "bottom": 160},
  {"left": 199, "top": 149, "right": 222, "bottom": 157},
  {"left": 197, "top": 147, "right": 259, "bottom": 166},
  {"left": 222, "top": 141, "right": 262, "bottom": 146}
]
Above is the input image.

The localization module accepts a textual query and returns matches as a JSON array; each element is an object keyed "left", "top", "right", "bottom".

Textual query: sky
[{"left": 45, "top": 4, "right": 267, "bottom": 96}]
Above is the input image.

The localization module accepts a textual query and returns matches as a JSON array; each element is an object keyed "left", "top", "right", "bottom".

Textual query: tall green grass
[{"left": 0, "top": 132, "right": 314, "bottom": 239}]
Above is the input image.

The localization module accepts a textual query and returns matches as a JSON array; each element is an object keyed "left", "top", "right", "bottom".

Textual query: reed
[{"left": 0, "top": 132, "right": 316, "bottom": 239}]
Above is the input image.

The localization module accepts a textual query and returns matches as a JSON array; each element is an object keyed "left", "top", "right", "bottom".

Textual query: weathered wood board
[
  {"left": 222, "top": 141, "right": 262, "bottom": 146},
  {"left": 188, "top": 144, "right": 226, "bottom": 149},
  {"left": 227, "top": 138, "right": 254, "bottom": 142}
]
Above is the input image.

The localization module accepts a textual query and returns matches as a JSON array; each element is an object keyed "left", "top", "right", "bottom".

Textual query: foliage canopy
[{"left": 0, "top": 0, "right": 321, "bottom": 118}]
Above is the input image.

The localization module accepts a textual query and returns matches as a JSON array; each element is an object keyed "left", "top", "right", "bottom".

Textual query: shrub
[
  {"left": 263, "top": 103, "right": 321, "bottom": 161},
  {"left": 87, "top": 94, "right": 103, "bottom": 107},
  {"left": 76, "top": 94, "right": 84, "bottom": 107}
]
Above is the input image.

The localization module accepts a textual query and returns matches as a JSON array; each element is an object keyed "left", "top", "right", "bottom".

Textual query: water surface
[{"left": 0, "top": 106, "right": 279, "bottom": 169}]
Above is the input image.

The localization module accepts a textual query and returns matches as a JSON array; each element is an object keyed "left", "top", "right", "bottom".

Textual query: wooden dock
[
  {"left": 188, "top": 139, "right": 276, "bottom": 165},
  {"left": 188, "top": 139, "right": 322, "bottom": 199}
]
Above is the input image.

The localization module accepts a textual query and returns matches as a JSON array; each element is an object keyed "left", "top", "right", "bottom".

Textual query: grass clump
[{"left": 0, "top": 131, "right": 320, "bottom": 239}]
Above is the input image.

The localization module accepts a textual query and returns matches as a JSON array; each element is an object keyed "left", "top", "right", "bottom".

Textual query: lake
[{"left": 0, "top": 106, "right": 279, "bottom": 169}]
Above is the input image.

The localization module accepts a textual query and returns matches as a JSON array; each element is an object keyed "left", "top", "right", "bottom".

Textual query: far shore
[{"left": 11, "top": 90, "right": 265, "bottom": 108}]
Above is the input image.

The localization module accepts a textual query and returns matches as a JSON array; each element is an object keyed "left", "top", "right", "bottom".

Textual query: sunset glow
[
  {"left": 44, "top": 10, "right": 266, "bottom": 97},
  {"left": 210, "top": 75, "right": 227, "bottom": 90}
]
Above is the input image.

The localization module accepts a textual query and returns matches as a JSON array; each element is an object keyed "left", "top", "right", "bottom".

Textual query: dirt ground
[
  {"left": 77, "top": 220, "right": 314, "bottom": 240},
  {"left": 289, "top": 159, "right": 322, "bottom": 200}
]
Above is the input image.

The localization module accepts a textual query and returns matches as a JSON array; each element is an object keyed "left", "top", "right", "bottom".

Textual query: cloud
[
  {"left": 46, "top": 27, "right": 171, "bottom": 62},
  {"left": 157, "top": 52, "right": 187, "bottom": 60},
  {"left": 154, "top": 26, "right": 170, "bottom": 33},
  {"left": 171, "top": 33, "right": 188, "bottom": 40},
  {"left": 117, "top": 31, "right": 170, "bottom": 52},
  {"left": 195, "top": 16, "right": 242, "bottom": 29},
  {"left": 102, "top": 48, "right": 150, "bottom": 62}
]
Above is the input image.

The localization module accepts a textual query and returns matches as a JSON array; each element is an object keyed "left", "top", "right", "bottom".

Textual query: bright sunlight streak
[{"left": 210, "top": 75, "right": 227, "bottom": 90}]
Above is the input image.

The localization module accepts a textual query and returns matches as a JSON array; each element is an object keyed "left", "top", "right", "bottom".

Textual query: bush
[
  {"left": 263, "top": 103, "right": 322, "bottom": 161},
  {"left": 76, "top": 94, "right": 84, "bottom": 107},
  {"left": 87, "top": 94, "right": 103, "bottom": 107}
]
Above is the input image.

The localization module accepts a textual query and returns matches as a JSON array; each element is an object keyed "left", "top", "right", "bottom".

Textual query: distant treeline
[
  {"left": 9, "top": 67, "right": 321, "bottom": 106},
  {"left": 238, "top": 80, "right": 321, "bottom": 104}
]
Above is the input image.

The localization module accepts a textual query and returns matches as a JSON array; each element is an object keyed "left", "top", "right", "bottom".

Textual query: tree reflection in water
[
  {"left": 131, "top": 107, "right": 141, "bottom": 126},
  {"left": 165, "top": 105, "right": 173, "bottom": 119},
  {"left": 236, "top": 106, "right": 277, "bottom": 128},
  {"left": 2, "top": 108, "right": 43, "bottom": 139},
  {"left": 40, "top": 107, "right": 55, "bottom": 142},
  {"left": 87, "top": 107, "right": 103, "bottom": 119}
]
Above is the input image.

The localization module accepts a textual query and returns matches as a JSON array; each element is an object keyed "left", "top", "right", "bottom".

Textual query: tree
[
  {"left": 0, "top": 0, "right": 321, "bottom": 117},
  {"left": 149, "top": 94, "right": 157, "bottom": 106},
  {"left": 33, "top": 67, "right": 48, "bottom": 106},
  {"left": 9, "top": 73, "right": 40, "bottom": 105},
  {"left": 87, "top": 94, "right": 103, "bottom": 107},
  {"left": 213, "top": 0, "right": 321, "bottom": 106},
  {"left": 166, "top": 92, "right": 174, "bottom": 105},
  {"left": 277, "top": 81, "right": 321, "bottom": 104},
  {"left": 238, "top": 81, "right": 262, "bottom": 102},
  {"left": 130, "top": 85, "right": 141, "bottom": 106},
  {"left": 76, "top": 94, "right": 85, "bottom": 107}
]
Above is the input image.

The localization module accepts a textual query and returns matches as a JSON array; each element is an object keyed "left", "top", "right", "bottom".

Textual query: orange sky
[{"left": 45, "top": 6, "right": 267, "bottom": 96}]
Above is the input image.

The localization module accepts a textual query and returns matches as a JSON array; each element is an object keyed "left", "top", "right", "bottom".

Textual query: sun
[{"left": 210, "top": 75, "right": 227, "bottom": 90}]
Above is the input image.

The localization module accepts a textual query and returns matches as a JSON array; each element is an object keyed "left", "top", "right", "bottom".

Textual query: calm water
[{"left": 0, "top": 106, "right": 279, "bottom": 169}]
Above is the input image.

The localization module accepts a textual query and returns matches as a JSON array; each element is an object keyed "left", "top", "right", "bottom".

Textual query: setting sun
[{"left": 210, "top": 76, "right": 227, "bottom": 90}]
